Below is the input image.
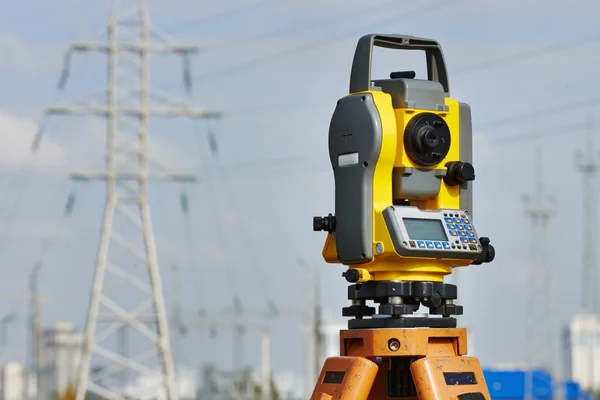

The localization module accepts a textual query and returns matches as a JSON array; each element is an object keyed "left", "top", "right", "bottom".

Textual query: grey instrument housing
[{"left": 328, "top": 93, "right": 382, "bottom": 264}]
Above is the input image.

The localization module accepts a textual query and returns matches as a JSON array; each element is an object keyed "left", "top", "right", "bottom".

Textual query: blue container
[
  {"left": 579, "top": 391, "right": 594, "bottom": 400},
  {"left": 482, "top": 369, "right": 553, "bottom": 400},
  {"left": 563, "top": 380, "right": 580, "bottom": 400}
]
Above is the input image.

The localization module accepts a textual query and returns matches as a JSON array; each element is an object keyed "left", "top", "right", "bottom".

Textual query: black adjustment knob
[
  {"left": 342, "top": 269, "right": 360, "bottom": 283},
  {"left": 473, "top": 237, "right": 495, "bottom": 265},
  {"left": 444, "top": 161, "right": 475, "bottom": 186},
  {"left": 313, "top": 213, "right": 336, "bottom": 233}
]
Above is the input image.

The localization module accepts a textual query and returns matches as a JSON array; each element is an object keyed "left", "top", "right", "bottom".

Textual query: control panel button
[
  {"left": 450, "top": 231, "right": 457, "bottom": 236},
  {"left": 443, "top": 242, "right": 451, "bottom": 249},
  {"left": 447, "top": 224, "right": 455, "bottom": 230},
  {"left": 444, "top": 218, "right": 453, "bottom": 224},
  {"left": 417, "top": 241, "right": 426, "bottom": 248},
  {"left": 409, "top": 241, "right": 416, "bottom": 248},
  {"left": 426, "top": 241, "right": 434, "bottom": 249},
  {"left": 435, "top": 242, "right": 442, "bottom": 249},
  {"left": 469, "top": 244, "right": 478, "bottom": 251}
]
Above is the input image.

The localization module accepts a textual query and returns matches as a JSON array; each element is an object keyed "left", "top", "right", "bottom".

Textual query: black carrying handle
[{"left": 349, "top": 34, "right": 450, "bottom": 95}]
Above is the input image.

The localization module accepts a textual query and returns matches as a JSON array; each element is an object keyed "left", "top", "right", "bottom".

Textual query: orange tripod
[{"left": 310, "top": 281, "right": 492, "bottom": 400}]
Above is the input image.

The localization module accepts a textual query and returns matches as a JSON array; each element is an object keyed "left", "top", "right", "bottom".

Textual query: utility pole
[
  {"left": 29, "top": 263, "right": 42, "bottom": 400},
  {"left": 576, "top": 115, "right": 600, "bottom": 315},
  {"left": 37, "top": 2, "right": 220, "bottom": 399},
  {"left": 296, "top": 257, "right": 323, "bottom": 396},
  {"left": 311, "top": 261, "right": 323, "bottom": 387},
  {"left": 260, "top": 328, "right": 271, "bottom": 400},
  {"left": 522, "top": 147, "right": 557, "bottom": 400}
]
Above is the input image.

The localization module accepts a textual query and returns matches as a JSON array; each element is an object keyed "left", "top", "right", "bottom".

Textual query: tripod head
[{"left": 313, "top": 34, "right": 495, "bottom": 329}]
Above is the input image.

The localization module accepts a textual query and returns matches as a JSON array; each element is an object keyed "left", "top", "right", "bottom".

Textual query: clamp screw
[{"left": 388, "top": 338, "right": 401, "bottom": 352}]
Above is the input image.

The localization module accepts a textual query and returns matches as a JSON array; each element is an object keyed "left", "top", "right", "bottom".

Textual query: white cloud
[
  {"left": 0, "top": 112, "right": 67, "bottom": 172},
  {"left": 0, "top": 111, "right": 199, "bottom": 179}
]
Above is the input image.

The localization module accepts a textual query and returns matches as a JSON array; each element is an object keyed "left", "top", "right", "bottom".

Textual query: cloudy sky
[{"left": 0, "top": 0, "right": 598, "bottom": 393}]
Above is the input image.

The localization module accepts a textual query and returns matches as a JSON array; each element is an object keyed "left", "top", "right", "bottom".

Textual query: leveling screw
[{"left": 388, "top": 338, "right": 400, "bottom": 352}]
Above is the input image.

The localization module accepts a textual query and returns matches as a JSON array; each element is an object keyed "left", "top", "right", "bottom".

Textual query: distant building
[
  {"left": 1, "top": 362, "right": 25, "bottom": 400},
  {"left": 123, "top": 368, "right": 197, "bottom": 400},
  {"left": 320, "top": 314, "right": 346, "bottom": 366},
  {"left": 39, "top": 322, "right": 83, "bottom": 399},
  {"left": 567, "top": 313, "right": 600, "bottom": 391}
]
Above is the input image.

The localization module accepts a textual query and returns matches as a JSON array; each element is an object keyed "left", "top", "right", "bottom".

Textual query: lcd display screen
[{"left": 403, "top": 218, "right": 448, "bottom": 241}]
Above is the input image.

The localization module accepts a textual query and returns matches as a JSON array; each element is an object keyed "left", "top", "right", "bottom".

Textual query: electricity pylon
[
  {"left": 36, "top": 1, "right": 220, "bottom": 398},
  {"left": 576, "top": 115, "right": 600, "bottom": 315},
  {"left": 522, "top": 148, "right": 557, "bottom": 400}
]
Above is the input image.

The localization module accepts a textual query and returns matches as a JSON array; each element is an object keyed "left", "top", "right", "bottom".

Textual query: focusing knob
[
  {"left": 444, "top": 161, "right": 475, "bottom": 186},
  {"left": 313, "top": 213, "right": 336, "bottom": 233},
  {"left": 473, "top": 237, "right": 495, "bottom": 265}
]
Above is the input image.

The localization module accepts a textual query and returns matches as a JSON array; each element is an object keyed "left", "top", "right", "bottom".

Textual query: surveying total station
[{"left": 312, "top": 34, "right": 496, "bottom": 400}]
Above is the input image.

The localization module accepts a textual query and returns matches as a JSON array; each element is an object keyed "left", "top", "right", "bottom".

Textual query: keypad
[
  {"left": 409, "top": 211, "right": 478, "bottom": 253},
  {"left": 441, "top": 211, "right": 477, "bottom": 252}
]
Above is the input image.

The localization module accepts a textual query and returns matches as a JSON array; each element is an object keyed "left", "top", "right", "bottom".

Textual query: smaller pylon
[
  {"left": 522, "top": 147, "right": 557, "bottom": 398},
  {"left": 575, "top": 115, "right": 600, "bottom": 315}
]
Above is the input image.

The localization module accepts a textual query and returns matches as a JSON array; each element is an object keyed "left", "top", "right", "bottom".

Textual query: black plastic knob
[
  {"left": 342, "top": 269, "right": 360, "bottom": 283},
  {"left": 473, "top": 237, "right": 494, "bottom": 265},
  {"left": 313, "top": 213, "right": 336, "bottom": 233},
  {"left": 444, "top": 161, "right": 475, "bottom": 186}
]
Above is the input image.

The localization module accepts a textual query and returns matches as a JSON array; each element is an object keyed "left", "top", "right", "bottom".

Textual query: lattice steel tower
[
  {"left": 39, "top": 1, "right": 219, "bottom": 398},
  {"left": 576, "top": 115, "right": 600, "bottom": 315},
  {"left": 522, "top": 148, "right": 557, "bottom": 399}
]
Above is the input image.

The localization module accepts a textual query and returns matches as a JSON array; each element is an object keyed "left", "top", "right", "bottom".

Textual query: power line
[
  {"left": 488, "top": 115, "right": 600, "bottom": 145},
  {"left": 176, "top": 0, "right": 400, "bottom": 54},
  {"left": 164, "top": 0, "right": 460, "bottom": 89},
  {"left": 453, "top": 31, "right": 600, "bottom": 77},
  {"left": 194, "top": 105, "right": 600, "bottom": 181},
  {"left": 198, "top": 119, "right": 276, "bottom": 313},
  {"left": 475, "top": 95, "right": 600, "bottom": 128},
  {"left": 162, "top": 0, "right": 280, "bottom": 31}
]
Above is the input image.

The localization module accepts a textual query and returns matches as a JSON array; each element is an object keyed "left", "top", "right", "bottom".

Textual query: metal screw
[
  {"left": 388, "top": 338, "right": 400, "bottom": 352},
  {"left": 376, "top": 243, "right": 383, "bottom": 254}
]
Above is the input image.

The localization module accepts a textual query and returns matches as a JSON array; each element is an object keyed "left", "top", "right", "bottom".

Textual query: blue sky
[{"left": 0, "top": 0, "right": 598, "bottom": 393}]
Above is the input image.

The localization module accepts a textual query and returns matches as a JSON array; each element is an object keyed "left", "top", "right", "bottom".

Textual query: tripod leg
[
  {"left": 310, "top": 356, "right": 378, "bottom": 400},
  {"left": 410, "top": 355, "right": 491, "bottom": 400}
]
